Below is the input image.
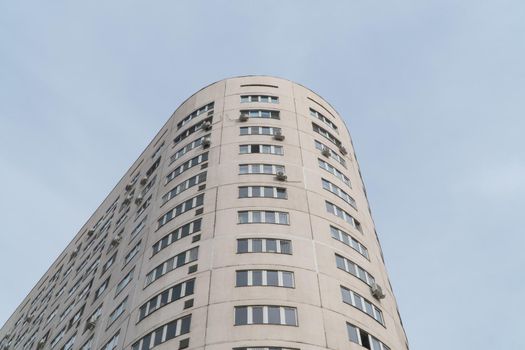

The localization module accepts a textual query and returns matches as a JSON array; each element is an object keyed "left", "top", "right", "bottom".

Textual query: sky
[{"left": 1, "top": 1, "right": 524, "bottom": 348}]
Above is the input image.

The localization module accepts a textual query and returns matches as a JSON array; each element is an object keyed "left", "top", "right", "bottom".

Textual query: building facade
[{"left": 0, "top": 76, "right": 409, "bottom": 350}]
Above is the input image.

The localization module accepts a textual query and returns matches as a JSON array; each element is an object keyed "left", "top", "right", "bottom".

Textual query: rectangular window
[
  {"left": 238, "top": 186, "right": 287, "bottom": 199},
  {"left": 124, "top": 241, "right": 141, "bottom": 266},
  {"left": 145, "top": 247, "right": 199, "bottom": 286},
  {"left": 136, "top": 195, "right": 152, "bottom": 218},
  {"left": 108, "top": 297, "right": 128, "bottom": 325},
  {"left": 240, "top": 109, "right": 280, "bottom": 120},
  {"left": 240, "top": 95, "right": 279, "bottom": 103},
  {"left": 341, "top": 286, "right": 384, "bottom": 325},
  {"left": 239, "top": 163, "right": 285, "bottom": 175},
  {"left": 315, "top": 140, "right": 346, "bottom": 168},
  {"left": 170, "top": 134, "right": 210, "bottom": 164},
  {"left": 80, "top": 337, "right": 93, "bottom": 350},
  {"left": 310, "top": 108, "right": 338, "bottom": 132},
  {"left": 238, "top": 210, "right": 289, "bottom": 225},
  {"left": 138, "top": 278, "right": 195, "bottom": 321},
  {"left": 234, "top": 306, "right": 297, "bottom": 326},
  {"left": 174, "top": 116, "right": 213, "bottom": 144},
  {"left": 146, "top": 157, "right": 161, "bottom": 177},
  {"left": 237, "top": 238, "right": 291, "bottom": 254},
  {"left": 239, "top": 144, "right": 283, "bottom": 155},
  {"left": 100, "top": 331, "right": 119, "bottom": 350},
  {"left": 335, "top": 254, "right": 375, "bottom": 286},
  {"left": 177, "top": 102, "right": 214, "bottom": 129},
  {"left": 346, "top": 323, "right": 390, "bottom": 350},
  {"left": 236, "top": 270, "right": 294, "bottom": 288},
  {"left": 325, "top": 201, "right": 361, "bottom": 232},
  {"left": 166, "top": 152, "right": 209, "bottom": 184},
  {"left": 239, "top": 126, "right": 282, "bottom": 136},
  {"left": 162, "top": 172, "right": 207, "bottom": 204},
  {"left": 61, "top": 334, "right": 76, "bottom": 350},
  {"left": 318, "top": 158, "right": 351, "bottom": 187},
  {"left": 157, "top": 193, "right": 204, "bottom": 229},
  {"left": 330, "top": 225, "right": 368, "bottom": 259},
  {"left": 49, "top": 328, "right": 65, "bottom": 348},
  {"left": 116, "top": 267, "right": 134, "bottom": 295},
  {"left": 130, "top": 215, "right": 147, "bottom": 241},
  {"left": 131, "top": 315, "right": 191, "bottom": 350},
  {"left": 322, "top": 178, "right": 356, "bottom": 209},
  {"left": 152, "top": 218, "right": 202, "bottom": 255},
  {"left": 312, "top": 122, "right": 341, "bottom": 147}
]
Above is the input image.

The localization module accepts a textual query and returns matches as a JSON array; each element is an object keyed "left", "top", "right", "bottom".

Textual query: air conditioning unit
[
  {"left": 87, "top": 229, "right": 95, "bottom": 237},
  {"left": 202, "top": 121, "right": 212, "bottom": 131},
  {"left": 25, "top": 315, "right": 33, "bottom": 323},
  {"left": 321, "top": 148, "right": 331, "bottom": 157},
  {"left": 370, "top": 283, "right": 386, "bottom": 300},
  {"left": 135, "top": 194, "right": 143, "bottom": 205},
  {"left": 339, "top": 146, "right": 348, "bottom": 155},
  {"left": 239, "top": 114, "right": 249, "bottom": 122},
  {"left": 123, "top": 195, "right": 133, "bottom": 205},
  {"left": 273, "top": 130, "right": 285, "bottom": 141},
  {"left": 202, "top": 137, "right": 211, "bottom": 148},
  {"left": 71, "top": 248, "right": 78, "bottom": 258},
  {"left": 125, "top": 183, "right": 133, "bottom": 191},
  {"left": 36, "top": 339, "right": 45, "bottom": 349},
  {"left": 111, "top": 235, "right": 122, "bottom": 246},
  {"left": 139, "top": 176, "right": 148, "bottom": 186},
  {"left": 275, "top": 171, "right": 287, "bottom": 181},
  {"left": 85, "top": 320, "right": 97, "bottom": 331}
]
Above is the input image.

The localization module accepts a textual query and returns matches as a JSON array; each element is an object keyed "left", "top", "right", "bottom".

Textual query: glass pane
[
  {"left": 282, "top": 272, "right": 294, "bottom": 287},
  {"left": 276, "top": 188, "right": 286, "bottom": 198},
  {"left": 235, "top": 307, "right": 247, "bottom": 325},
  {"left": 347, "top": 324, "right": 359, "bottom": 344},
  {"left": 185, "top": 279, "right": 195, "bottom": 295},
  {"left": 239, "top": 165, "right": 248, "bottom": 174},
  {"left": 336, "top": 255, "right": 345, "bottom": 269},
  {"left": 240, "top": 127, "right": 249, "bottom": 135},
  {"left": 252, "top": 211, "right": 261, "bottom": 223},
  {"left": 236, "top": 271, "right": 248, "bottom": 287},
  {"left": 252, "top": 306, "right": 263, "bottom": 324},
  {"left": 140, "top": 335, "right": 151, "bottom": 350},
  {"left": 237, "top": 239, "right": 248, "bottom": 253},
  {"left": 266, "top": 212, "right": 276, "bottom": 223},
  {"left": 153, "top": 329, "right": 163, "bottom": 346},
  {"left": 353, "top": 294, "right": 363, "bottom": 310},
  {"left": 180, "top": 316, "right": 191, "bottom": 334},
  {"left": 252, "top": 187, "right": 261, "bottom": 197},
  {"left": 284, "top": 307, "right": 297, "bottom": 325},
  {"left": 268, "top": 306, "right": 280, "bottom": 324},
  {"left": 264, "top": 187, "right": 273, "bottom": 197},
  {"left": 364, "top": 300, "right": 374, "bottom": 316},
  {"left": 252, "top": 239, "right": 262, "bottom": 252},
  {"left": 252, "top": 270, "right": 263, "bottom": 286},
  {"left": 172, "top": 284, "right": 182, "bottom": 299},
  {"left": 280, "top": 240, "right": 291, "bottom": 254},
  {"left": 371, "top": 337, "right": 382, "bottom": 350},
  {"left": 263, "top": 164, "right": 273, "bottom": 174},
  {"left": 266, "top": 239, "right": 277, "bottom": 252},
  {"left": 160, "top": 290, "right": 169, "bottom": 306},
  {"left": 279, "top": 212, "right": 288, "bottom": 224},
  {"left": 267, "top": 271, "right": 278, "bottom": 286},
  {"left": 239, "top": 187, "right": 249, "bottom": 198},
  {"left": 238, "top": 212, "right": 249, "bottom": 224}
]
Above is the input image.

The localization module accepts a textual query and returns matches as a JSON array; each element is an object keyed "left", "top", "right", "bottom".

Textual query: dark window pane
[
  {"left": 252, "top": 270, "right": 263, "bottom": 286},
  {"left": 153, "top": 329, "right": 163, "bottom": 346},
  {"left": 172, "top": 284, "right": 182, "bottom": 299},
  {"left": 236, "top": 271, "right": 248, "bottom": 287},
  {"left": 252, "top": 187, "right": 261, "bottom": 197},
  {"left": 266, "top": 239, "right": 277, "bottom": 252},
  {"left": 264, "top": 187, "right": 273, "bottom": 197},
  {"left": 282, "top": 272, "right": 294, "bottom": 288},
  {"left": 267, "top": 271, "right": 278, "bottom": 286},
  {"left": 268, "top": 306, "right": 280, "bottom": 324},
  {"left": 284, "top": 307, "right": 297, "bottom": 325},
  {"left": 180, "top": 315, "right": 191, "bottom": 334},
  {"left": 237, "top": 239, "right": 248, "bottom": 253},
  {"left": 347, "top": 324, "right": 359, "bottom": 344},
  {"left": 239, "top": 187, "right": 249, "bottom": 198},
  {"left": 166, "top": 320, "right": 178, "bottom": 339},
  {"left": 160, "top": 291, "right": 169, "bottom": 306},
  {"left": 252, "top": 239, "right": 262, "bottom": 252},
  {"left": 252, "top": 306, "right": 263, "bottom": 324},
  {"left": 141, "top": 335, "right": 151, "bottom": 350},
  {"left": 235, "top": 307, "right": 248, "bottom": 325},
  {"left": 280, "top": 240, "right": 291, "bottom": 254},
  {"left": 185, "top": 280, "right": 195, "bottom": 295}
]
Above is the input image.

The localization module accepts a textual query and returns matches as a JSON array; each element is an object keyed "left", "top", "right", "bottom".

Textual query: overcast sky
[{"left": 1, "top": 1, "right": 524, "bottom": 349}]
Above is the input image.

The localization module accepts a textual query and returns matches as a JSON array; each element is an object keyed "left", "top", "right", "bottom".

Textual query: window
[
  {"left": 138, "top": 278, "right": 195, "bottom": 321},
  {"left": 177, "top": 102, "right": 214, "bottom": 129},
  {"left": 322, "top": 179, "right": 356, "bottom": 209},
  {"left": 141, "top": 175, "right": 156, "bottom": 197},
  {"left": 330, "top": 226, "right": 368, "bottom": 259},
  {"left": 151, "top": 141, "right": 164, "bottom": 160},
  {"left": 315, "top": 140, "right": 346, "bottom": 168},
  {"left": 115, "top": 267, "right": 134, "bottom": 295},
  {"left": 114, "top": 207, "right": 129, "bottom": 230},
  {"left": 341, "top": 286, "right": 384, "bottom": 325},
  {"left": 94, "top": 277, "right": 110, "bottom": 300},
  {"left": 239, "top": 126, "right": 281, "bottom": 136},
  {"left": 310, "top": 108, "right": 338, "bottom": 132},
  {"left": 174, "top": 116, "right": 213, "bottom": 144},
  {"left": 335, "top": 254, "right": 375, "bottom": 286},
  {"left": 102, "top": 253, "right": 116, "bottom": 275},
  {"left": 238, "top": 211, "right": 289, "bottom": 225},
  {"left": 312, "top": 122, "right": 341, "bottom": 147},
  {"left": 124, "top": 241, "right": 141, "bottom": 266},
  {"left": 100, "top": 331, "right": 119, "bottom": 350},
  {"left": 236, "top": 270, "right": 294, "bottom": 288},
  {"left": 108, "top": 297, "right": 127, "bottom": 325},
  {"left": 240, "top": 95, "right": 279, "bottom": 103},
  {"left": 318, "top": 159, "right": 351, "bottom": 187},
  {"left": 239, "top": 186, "right": 287, "bottom": 199},
  {"left": 166, "top": 152, "right": 208, "bottom": 184},
  {"left": 146, "top": 157, "right": 161, "bottom": 177},
  {"left": 80, "top": 337, "right": 93, "bottom": 350},
  {"left": 136, "top": 195, "right": 152, "bottom": 218},
  {"left": 240, "top": 109, "right": 280, "bottom": 120},
  {"left": 59, "top": 302, "right": 74, "bottom": 322},
  {"left": 49, "top": 328, "right": 65, "bottom": 348},
  {"left": 237, "top": 238, "right": 291, "bottom": 254},
  {"left": 145, "top": 247, "right": 199, "bottom": 286},
  {"left": 170, "top": 134, "right": 210, "bottom": 164},
  {"left": 239, "top": 144, "right": 283, "bottom": 155},
  {"left": 132, "top": 315, "right": 191, "bottom": 350},
  {"left": 162, "top": 172, "right": 207, "bottom": 204},
  {"left": 88, "top": 304, "right": 103, "bottom": 324},
  {"left": 234, "top": 306, "right": 297, "bottom": 326},
  {"left": 68, "top": 305, "right": 84, "bottom": 329},
  {"left": 347, "top": 323, "right": 390, "bottom": 350},
  {"left": 326, "top": 201, "right": 361, "bottom": 232},
  {"left": 152, "top": 218, "right": 202, "bottom": 255},
  {"left": 239, "top": 163, "right": 284, "bottom": 175},
  {"left": 157, "top": 194, "right": 204, "bottom": 228},
  {"left": 130, "top": 215, "right": 147, "bottom": 241}
]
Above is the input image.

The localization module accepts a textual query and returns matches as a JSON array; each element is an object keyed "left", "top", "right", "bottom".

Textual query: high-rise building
[{"left": 0, "top": 76, "right": 409, "bottom": 350}]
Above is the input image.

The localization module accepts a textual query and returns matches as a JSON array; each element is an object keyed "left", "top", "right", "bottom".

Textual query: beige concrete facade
[{"left": 0, "top": 76, "right": 409, "bottom": 350}]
